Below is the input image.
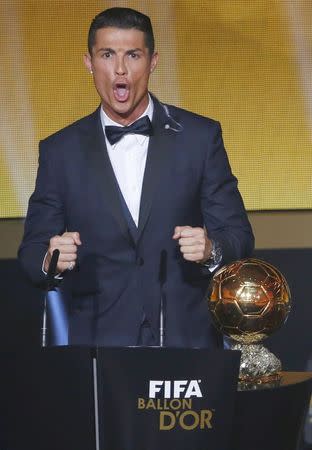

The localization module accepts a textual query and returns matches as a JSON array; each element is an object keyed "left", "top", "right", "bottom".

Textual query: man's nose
[{"left": 115, "top": 56, "right": 127, "bottom": 75}]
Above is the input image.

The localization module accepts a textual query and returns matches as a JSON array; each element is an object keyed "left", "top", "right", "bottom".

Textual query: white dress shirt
[{"left": 100, "top": 97, "right": 154, "bottom": 227}]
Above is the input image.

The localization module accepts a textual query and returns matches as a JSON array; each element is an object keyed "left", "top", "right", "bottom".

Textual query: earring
[{"left": 90, "top": 70, "right": 93, "bottom": 74}]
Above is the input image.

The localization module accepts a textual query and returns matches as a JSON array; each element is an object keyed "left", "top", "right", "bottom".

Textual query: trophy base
[{"left": 231, "top": 343, "right": 282, "bottom": 390}]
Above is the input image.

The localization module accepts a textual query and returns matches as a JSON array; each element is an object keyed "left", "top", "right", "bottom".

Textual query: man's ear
[
  {"left": 150, "top": 52, "right": 159, "bottom": 73},
  {"left": 83, "top": 53, "right": 93, "bottom": 74}
]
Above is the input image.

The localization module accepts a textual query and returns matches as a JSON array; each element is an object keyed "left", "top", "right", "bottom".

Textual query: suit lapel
[
  {"left": 80, "top": 99, "right": 178, "bottom": 245},
  {"left": 81, "top": 108, "right": 134, "bottom": 246},
  {"left": 138, "top": 98, "right": 177, "bottom": 239}
]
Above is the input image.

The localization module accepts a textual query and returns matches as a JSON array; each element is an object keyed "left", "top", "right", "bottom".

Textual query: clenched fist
[
  {"left": 173, "top": 226, "right": 212, "bottom": 263},
  {"left": 44, "top": 232, "right": 81, "bottom": 273}
]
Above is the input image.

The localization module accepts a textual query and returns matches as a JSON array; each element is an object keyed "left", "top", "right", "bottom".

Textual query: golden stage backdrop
[{"left": 1, "top": 0, "right": 312, "bottom": 217}]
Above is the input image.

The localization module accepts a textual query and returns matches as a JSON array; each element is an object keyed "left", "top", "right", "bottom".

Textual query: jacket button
[{"left": 136, "top": 257, "right": 144, "bottom": 266}]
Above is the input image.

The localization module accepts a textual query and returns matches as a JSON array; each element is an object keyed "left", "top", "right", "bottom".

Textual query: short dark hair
[{"left": 88, "top": 7, "right": 155, "bottom": 55}]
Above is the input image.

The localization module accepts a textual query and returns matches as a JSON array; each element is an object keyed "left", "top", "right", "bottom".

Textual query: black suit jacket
[{"left": 18, "top": 95, "right": 254, "bottom": 347}]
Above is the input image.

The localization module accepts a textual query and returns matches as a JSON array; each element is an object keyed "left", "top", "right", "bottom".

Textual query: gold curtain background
[{"left": 1, "top": 0, "right": 312, "bottom": 217}]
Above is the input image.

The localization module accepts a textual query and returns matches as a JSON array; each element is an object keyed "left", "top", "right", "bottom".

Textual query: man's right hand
[{"left": 44, "top": 232, "right": 81, "bottom": 273}]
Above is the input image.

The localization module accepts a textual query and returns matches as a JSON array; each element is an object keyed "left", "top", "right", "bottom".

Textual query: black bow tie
[{"left": 105, "top": 115, "right": 153, "bottom": 145}]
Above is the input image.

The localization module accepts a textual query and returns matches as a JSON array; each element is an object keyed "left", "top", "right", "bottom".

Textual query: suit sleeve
[
  {"left": 18, "top": 140, "right": 65, "bottom": 286},
  {"left": 200, "top": 122, "right": 254, "bottom": 264}
]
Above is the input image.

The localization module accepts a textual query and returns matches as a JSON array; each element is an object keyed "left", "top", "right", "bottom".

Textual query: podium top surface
[
  {"left": 237, "top": 371, "right": 312, "bottom": 392},
  {"left": 280, "top": 371, "right": 312, "bottom": 386}
]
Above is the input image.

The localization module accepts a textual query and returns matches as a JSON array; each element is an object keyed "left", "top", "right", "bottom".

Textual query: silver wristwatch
[{"left": 201, "top": 239, "right": 222, "bottom": 268}]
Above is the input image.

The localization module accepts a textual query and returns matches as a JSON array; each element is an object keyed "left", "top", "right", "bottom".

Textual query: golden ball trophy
[{"left": 207, "top": 258, "right": 291, "bottom": 388}]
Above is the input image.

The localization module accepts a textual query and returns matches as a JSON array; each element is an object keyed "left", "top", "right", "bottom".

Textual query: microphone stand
[
  {"left": 159, "top": 250, "right": 167, "bottom": 347},
  {"left": 42, "top": 249, "right": 60, "bottom": 347}
]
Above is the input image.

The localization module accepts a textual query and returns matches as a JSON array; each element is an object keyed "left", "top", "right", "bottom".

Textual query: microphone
[
  {"left": 46, "top": 249, "right": 60, "bottom": 290},
  {"left": 42, "top": 249, "right": 60, "bottom": 347},
  {"left": 159, "top": 249, "right": 167, "bottom": 347}
]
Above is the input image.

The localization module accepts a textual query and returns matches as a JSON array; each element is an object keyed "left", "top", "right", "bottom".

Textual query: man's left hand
[{"left": 173, "top": 226, "right": 212, "bottom": 263}]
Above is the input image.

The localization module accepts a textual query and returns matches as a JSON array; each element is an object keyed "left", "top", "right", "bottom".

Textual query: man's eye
[
  {"left": 102, "top": 52, "right": 111, "bottom": 58},
  {"left": 129, "top": 52, "right": 139, "bottom": 59}
]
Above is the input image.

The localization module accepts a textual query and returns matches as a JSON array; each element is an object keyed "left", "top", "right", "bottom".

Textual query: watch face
[
  {"left": 210, "top": 240, "right": 222, "bottom": 266},
  {"left": 201, "top": 239, "right": 222, "bottom": 268}
]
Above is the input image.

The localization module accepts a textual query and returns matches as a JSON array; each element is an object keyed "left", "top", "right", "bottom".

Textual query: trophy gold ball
[{"left": 207, "top": 258, "right": 291, "bottom": 385}]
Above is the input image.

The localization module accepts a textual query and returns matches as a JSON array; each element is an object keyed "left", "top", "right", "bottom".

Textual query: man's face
[{"left": 84, "top": 27, "right": 158, "bottom": 125}]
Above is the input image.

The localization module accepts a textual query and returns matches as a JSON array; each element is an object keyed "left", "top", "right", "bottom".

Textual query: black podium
[
  {"left": 233, "top": 372, "right": 312, "bottom": 450},
  {"left": 0, "top": 347, "right": 311, "bottom": 450}
]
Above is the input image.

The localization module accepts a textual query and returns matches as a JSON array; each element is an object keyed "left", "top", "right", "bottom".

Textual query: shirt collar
[{"left": 100, "top": 94, "right": 154, "bottom": 146}]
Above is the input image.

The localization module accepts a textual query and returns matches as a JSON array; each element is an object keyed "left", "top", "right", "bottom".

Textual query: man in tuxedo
[{"left": 18, "top": 7, "right": 254, "bottom": 347}]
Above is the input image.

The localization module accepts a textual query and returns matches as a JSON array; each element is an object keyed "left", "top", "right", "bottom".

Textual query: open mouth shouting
[{"left": 113, "top": 82, "right": 130, "bottom": 102}]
